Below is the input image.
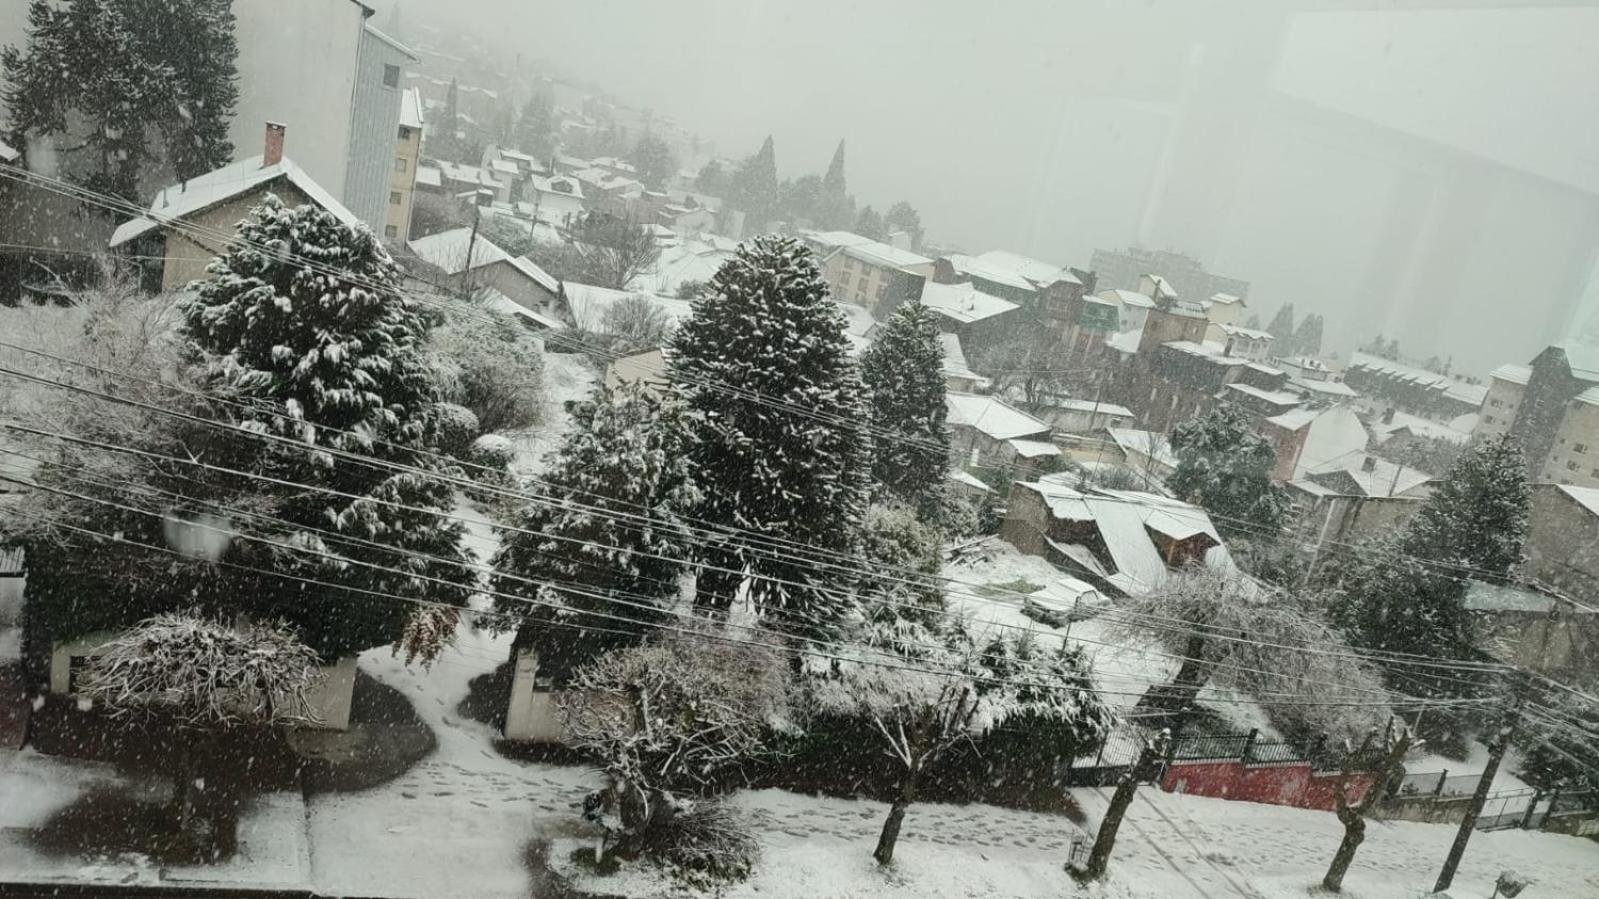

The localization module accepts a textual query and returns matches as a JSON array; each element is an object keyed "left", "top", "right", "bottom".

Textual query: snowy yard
[{"left": 506, "top": 349, "right": 598, "bottom": 477}]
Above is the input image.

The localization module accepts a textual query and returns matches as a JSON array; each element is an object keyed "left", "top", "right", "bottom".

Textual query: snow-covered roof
[
  {"left": 1265, "top": 408, "right": 1318, "bottom": 431},
  {"left": 480, "top": 289, "right": 564, "bottom": 330},
  {"left": 563, "top": 282, "right": 694, "bottom": 330},
  {"left": 435, "top": 160, "right": 500, "bottom": 189},
  {"left": 1209, "top": 292, "right": 1244, "bottom": 306},
  {"left": 414, "top": 165, "right": 442, "bottom": 189},
  {"left": 943, "top": 254, "right": 1035, "bottom": 293},
  {"left": 1369, "top": 409, "right": 1472, "bottom": 445},
  {"left": 1224, "top": 383, "right": 1302, "bottom": 408},
  {"left": 1347, "top": 352, "right": 1454, "bottom": 390},
  {"left": 1289, "top": 377, "right": 1359, "bottom": 399},
  {"left": 946, "top": 392, "right": 1050, "bottom": 440},
  {"left": 407, "top": 228, "right": 559, "bottom": 294},
  {"left": 489, "top": 159, "right": 520, "bottom": 177},
  {"left": 1444, "top": 382, "right": 1488, "bottom": 406},
  {"left": 1163, "top": 340, "right": 1248, "bottom": 366},
  {"left": 1575, "top": 387, "right": 1599, "bottom": 407},
  {"left": 1217, "top": 323, "right": 1274, "bottom": 341},
  {"left": 0, "top": 139, "right": 17, "bottom": 164},
  {"left": 527, "top": 173, "right": 585, "bottom": 201},
  {"left": 1489, "top": 363, "right": 1532, "bottom": 387},
  {"left": 1047, "top": 398, "right": 1135, "bottom": 419},
  {"left": 1098, "top": 288, "right": 1155, "bottom": 308},
  {"left": 1018, "top": 481, "right": 1231, "bottom": 594},
  {"left": 975, "top": 249, "right": 1082, "bottom": 288},
  {"left": 1008, "top": 438, "right": 1061, "bottom": 459},
  {"left": 920, "top": 281, "right": 1019, "bottom": 324},
  {"left": 1560, "top": 342, "right": 1599, "bottom": 382},
  {"left": 1304, "top": 450, "right": 1431, "bottom": 497},
  {"left": 1106, "top": 428, "right": 1178, "bottom": 470},
  {"left": 806, "top": 230, "right": 931, "bottom": 271},
  {"left": 1557, "top": 484, "right": 1599, "bottom": 517},
  {"left": 1246, "top": 362, "right": 1285, "bottom": 377},
  {"left": 109, "top": 154, "right": 358, "bottom": 248},
  {"left": 938, "top": 334, "right": 991, "bottom": 390},
  {"left": 1293, "top": 406, "right": 1371, "bottom": 477},
  {"left": 947, "top": 469, "right": 992, "bottom": 493},
  {"left": 399, "top": 87, "right": 425, "bottom": 130},
  {"left": 1106, "top": 329, "right": 1143, "bottom": 355}
]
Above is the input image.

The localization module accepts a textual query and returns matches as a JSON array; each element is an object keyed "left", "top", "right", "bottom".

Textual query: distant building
[
  {"left": 918, "top": 281, "right": 1019, "bottom": 356},
  {"left": 945, "top": 392, "right": 1058, "bottom": 481},
  {"left": 407, "top": 227, "right": 560, "bottom": 315},
  {"left": 1471, "top": 344, "right": 1599, "bottom": 486},
  {"left": 1095, "top": 288, "right": 1155, "bottom": 333},
  {"left": 231, "top": 1, "right": 417, "bottom": 231},
  {"left": 387, "top": 88, "right": 424, "bottom": 241},
  {"left": 1089, "top": 246, "right": 1250, "bottom": 305},
  {"left": 1343, "top": 352, "right": 1481, "bottom": 420},
  {"left": 803, "top": 230, "right": 933, "bottom": 314},
  {"left": 109, "top": 125, "right": 360, "bottom": 292},
  {"left": 1036, "top": 397, "right": 1136, "bottom": 435}
]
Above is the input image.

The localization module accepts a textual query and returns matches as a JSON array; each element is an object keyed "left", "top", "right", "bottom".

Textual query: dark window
[
  {"left": 1577, "top": 443, "right": 1589, "bottom": 454},
  {"left": 390, "top": 191, "right": 402, "bottom": 205},
  {"left": 383, "top": 64, "right": 400, "bottom": 88},
  {"left": 385, "top": 224, "right": 398, "bottom": 238},
  {"left": 395, "top": 157, "right": 408, "bottom": 173},
  {"left": 398, "top": 126, "right": 409, "bottom": 140}
]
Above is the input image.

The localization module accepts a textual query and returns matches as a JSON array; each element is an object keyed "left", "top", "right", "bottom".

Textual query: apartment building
[
  {"left": 387, "top": 88, "right": 424, "bottom": 240},
  {"left": 802, "top": 230, "right": 933, "bottom": 313},
  {"left": 1473, "top": 344, "right": 1599, "bottom": 487}
]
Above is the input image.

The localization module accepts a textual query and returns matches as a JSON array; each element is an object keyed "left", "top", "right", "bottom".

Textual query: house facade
[
  {"left": 803, "top": 230, "right": 933, "bottom": 313},
  {"left": 387, "top": 88, "right": 424, "bottom": 241}
]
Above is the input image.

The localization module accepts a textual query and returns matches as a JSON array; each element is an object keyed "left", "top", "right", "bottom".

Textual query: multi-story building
[
  {"left": 1472, "top": 344, "right": 1599, "bottom": 486},
  {"left": 802, "top": 230, "right": 933, "bottom": 313},
  {"left": 229, "top": 1, "right": 417, "bottom": 233},
  {"left": 387, "top": 88, "right": 424, "bottom": 241}
]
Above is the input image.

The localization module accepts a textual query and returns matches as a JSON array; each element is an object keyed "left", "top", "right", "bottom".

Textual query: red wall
[{"left": 1163, "top": 761, "right": 1374, "bottom": 812}]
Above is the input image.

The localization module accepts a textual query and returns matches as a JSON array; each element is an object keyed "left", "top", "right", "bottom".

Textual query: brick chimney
[{"left": 263, "top": 122, "right": 286, "bottom": 167}]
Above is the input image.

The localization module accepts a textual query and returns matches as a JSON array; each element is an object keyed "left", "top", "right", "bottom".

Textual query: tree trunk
[
  {"left": 1081, "top": 767, "right": 1138, "bottom": 880},
  {"left": 1321, "top": 812, "right": 1365, "bottom": 892},
  {"left": 1137, "top": 634, "right": 1209, "bottom": 718},
  {"left": 874, "top": 765, "right": 920, "bottom": 866}
]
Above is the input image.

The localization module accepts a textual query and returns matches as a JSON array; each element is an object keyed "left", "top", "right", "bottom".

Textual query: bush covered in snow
[
  {"left": 427, "top": 308, "right": 544, "bottom": 433},
  {"left": 428, "top": 402, "right": 481, "bottom": 457}
]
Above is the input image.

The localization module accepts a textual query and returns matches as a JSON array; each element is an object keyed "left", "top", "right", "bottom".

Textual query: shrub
[
  {"left": 641, "top": 799, "right": 759, "bottom": 888},
  {"left": 428, "top": 402, "right": 480, "bottom": 458},
  {"left": 427, "top": 311, "right": 543, "bottom": 433}
]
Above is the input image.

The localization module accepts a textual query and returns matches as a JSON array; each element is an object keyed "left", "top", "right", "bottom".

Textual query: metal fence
[{"left": 1397, "top": 770, "right": 1486, "bottom": 799}]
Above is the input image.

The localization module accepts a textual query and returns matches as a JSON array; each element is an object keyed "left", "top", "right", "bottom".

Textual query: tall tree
[
  {"left": 181, "top": 195, "right": 475, "bottom": 659},
  {"left": 567, "top": 211, "right": 659, "bottom": 290},
  {"left": 884, "top": 201, "right": 925, "bottom": 250},
  {"left": 728, "top": 135, "right": 778, "bottom": 233},
  {"left": 669, "top": 236, "right": 871, "bottom": 636},
  {"left": 822, "top": 139, "right": 847, "bottom": 195},
  {"left": 816, "top": 139, "right": 854, "bottom": 229},
  {"left": 859, "top": 299, "right": 948, "bottom": 506},
  {"left": 1331, "top": 436, "right": 1529, "bottom": 711},
  {"left": 145, "top": 0, "right": 238, "bottom": 182},
  {"left": 1294, "top": 313, "right": 1324, "bottom": 358},
  {"left": 854, "top": 205, "right": 886, "bottom": 241},
  {"left": 1166, "top": 404, "right": 1288, "bottom": 538},
  {"left": 513, "top": 91, "right": 555, "bottom": 160},
  {"left": 434, "top": 77, "right": 461, "bottom": 159},
  {"left": 778, "top": 173, "right": 823, "bottom": 225},
  {"left": 1266, "top": 303, "right": 1296, "bottom": 344},
  {"left": 629, "top": 133, "right": 676, "bottom": 192},
  {"left": 694, "top": 159, "right": 730, "bottom": 197},
  {"left": 491, "top": 384, "right": 698, "bottom": 684}
]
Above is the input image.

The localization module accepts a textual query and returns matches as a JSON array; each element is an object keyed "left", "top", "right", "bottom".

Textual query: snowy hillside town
[{"left": 0, "top": 2, "right": 1597, "bottom": 898}]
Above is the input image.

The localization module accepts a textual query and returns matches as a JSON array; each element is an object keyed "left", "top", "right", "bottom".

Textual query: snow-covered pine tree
[
  {"left": 141, "top": 0, "right": 238, "bottom": 181},
  {"left": 1399, "top": 433, "right": 1529, "bottom": 577},
  {"left": 729, "top": 135, "right": 778, "bottom": 232},
  {"left": 513, "top": 92, "right": 555, "bottom": 160},
  {"left": 859, "top": 299, "right": 948, "bottom": 507},
  {"left": 1166, "top": 403, "right": 1288, "bottom": 538},
  {"left": 490, "top": 383, "right": 699, "bottom": 683},
  {"left": 669, "top": 236, "right": 871, "bottom": 637},
  {"left": 181, "top": 195, "right": 474, "bottom": 660}
]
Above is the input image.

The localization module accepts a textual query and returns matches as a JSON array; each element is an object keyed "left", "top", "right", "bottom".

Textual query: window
[
  {"left": 390, "top": 190, "right": 402, "bottom": 205},
  {"left": 1490, "top": 399, "right": 1503, "bottom": 408},
  {"left": 385, "top": 224, "right": 398, "bottom": 238},
  {"left": 876, "top": 281, "right": 888, "bottom": 300},
  {"left": 1577, "top": 443, "right": 1590, "bottom": 454},
  {"left": 382, "top": 64, "right": 400, "bottom": 88},
  {"left": 394, "top": 157, "right": 408, "bottom": 173},
  {"left": 1568, "top": 460, "right": 1579, "bottom": 471},
  {"left": 398, "top": 126, "right": 410, "bottom": 140}
]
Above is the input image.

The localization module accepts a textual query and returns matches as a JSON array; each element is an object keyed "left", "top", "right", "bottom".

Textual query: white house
[{"left": 408, "top": 228, "right": 560, "bottom": 314}]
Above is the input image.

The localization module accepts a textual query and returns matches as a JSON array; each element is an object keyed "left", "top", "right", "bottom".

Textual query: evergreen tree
[
  {"left": 854, "top": 205, "right": 886, "bottom": 241},
  {"left": 1331, "top": 436, "right": 1529, "bottom": 688},
  {"left": 816, "top": 139, "right": 854, "bottom": 229},
  {"left": 669, "top": 236, "right": 871, "bottom": 635},
  {"left": 859, "top": 299, "right": 948, "bottom": 506},
  {"left": 491, "top": 383, "right": 698, "bottom": 683},
  {"left": 1266, "top": 303, "right": 1296, "bottom": 344},
  {"left": 1293, "top": 314, "right": 1324, "bottom": 358},
  {"left": 729, "top": 135, "right": 778, "bottom": 233},
  {"left": 434, "top": 77, "right": 462, "bottom": 159},
  {"left": 513, "top": 91, "right": 555, "bottom": 160},
  {"left": 2, "top": 0, "right": 238, "bottom": 199},
  {"left": 694, "top": 159, "right": 729, "bottom": 197},
  {"left": 823, "top": 139, "right": 847, "bottom": 195},
  {"left": 884, "top": 201, "right": 925, "bottom": 250},
  {"left": 180, "top": 196, "right": 475, "bottom": 658},
  {"left": 1166, "top": 404, "right": 1287, "bottom": 538},
  {"left": 629, "top": 133, "right": 676, "bottom": 192},
  {"left": 778, "top": 173, "right": 823, "bottom": 224}
]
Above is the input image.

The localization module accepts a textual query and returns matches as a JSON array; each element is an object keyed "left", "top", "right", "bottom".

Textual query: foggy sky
[{"left": 401, "top": 0, "right": 1599, "bottom": 374}]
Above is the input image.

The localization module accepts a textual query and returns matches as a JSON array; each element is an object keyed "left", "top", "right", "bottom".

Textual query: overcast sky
[{"left": 403, "top": 0, "right": 1599, "bottom": 372}]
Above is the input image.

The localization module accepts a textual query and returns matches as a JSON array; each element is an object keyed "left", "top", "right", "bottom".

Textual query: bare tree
[
  {"left": 1322, "top": 720, "right": 1413, "bottom": 892},
  {"left": 1072, "top": 729, "right": 1169, "bottom": 882},
  {"left": 1111, "top": 567, "right": 1390, "bottom": 744},
  {"left": 600, "top": 294, "right": 674, "bottom": 354},
  {"left": 559, "top": 630, "right": 793, "bottom": 858},
  {"left": 568, "top": 211, "right": 660, "bottom": 290},
  {"left": 78, "top": 612, "right": 322, "bottom": 854}
]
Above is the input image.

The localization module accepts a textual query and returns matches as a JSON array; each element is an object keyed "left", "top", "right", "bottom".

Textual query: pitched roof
[
  {"left": 1097, "top": 288, "right": 1155, "bottom": 308},
  {"left": 407, "top": 228, "right": 559, "bottom": 294},
  {"left": 939, "top": 333, "right": 991, "bottom": 389},
  {"left": 1225, "top": 382, "right": 1302, "bottom": 407},
  {"left": 1489, "top": 363, "right": 1532, "bottom": 386},
  {"left": 109, "top": 155, "right": 359, "bottom": 248},
  {"left": 563, "top": 282, "right": 694, "bottom": 330},
  {"left": 1008, "top": 438, "right": 1062, "bottom": 459},
  {"left": 920, "top": 280, "right": 1019, "bottom": 324},
  {"left": 480, "top": 289, "right": 565, "bottom": 330},
  {"left": 975, "top": 249, "right": 1082, "bottom": 287},
  {"left": 943, "top": 254, "right": 1036, "bottom": 292},
  {"left": 1557, "top": 484, "right": 1599, "bottom": 517},
  {"left": 399, "top": 87, "right": 425, "bottom": 130},
  {"left": 1046, "top": 397, "right": 1135, "bottom": 419},
  {"left": 1304, "top": 450, "right": 1431, "bottom": 497},
  {"left": 945, "top": 392, "right": 1050, "bottom": 440},
  {"left": 805, "top": 230, "right": 931, "bottom": 270},
  {"left": 1106, "top": 428, "right": 1179, "bottom": 469}
]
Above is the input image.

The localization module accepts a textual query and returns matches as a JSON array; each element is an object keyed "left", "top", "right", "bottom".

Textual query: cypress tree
[{"left": 860, "top": 299, "right": 948, "bottom": 505}]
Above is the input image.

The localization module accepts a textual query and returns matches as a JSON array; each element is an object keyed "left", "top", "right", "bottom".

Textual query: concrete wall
[
  {"left": 231, "top": 0, "right": 364, "bottom": 205},
  {"left": 1164, "top": 760, "right": 1372, "bottom": 813},
  {"left": 1545, "top": 399, "right": 1599, "bottom": 488},
  {"left": 345, "top": 26, "right": 411, "bottom": 231},
  {"left": 1527, "top": 484, "right": 1599, "bottom": 599},
  {"left": 158, "top": 181, "right": 317, "bottom": 291},
  {"left": 48, "top": 632, "right": 118, "bottom": 694},
  {"left": 1475, "top": 377, "right": 1524, "bottom": 441},
  {"left": 388, "top": 121, "right": 422, "bottom": 242}
]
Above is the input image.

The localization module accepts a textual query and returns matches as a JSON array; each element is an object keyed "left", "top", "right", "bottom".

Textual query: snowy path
[
  {"left": 507, "top": 351, "right": 597, "bottom": 478},
  {"left": 304, "top": 497, "right": 596, "bottom": 899}
]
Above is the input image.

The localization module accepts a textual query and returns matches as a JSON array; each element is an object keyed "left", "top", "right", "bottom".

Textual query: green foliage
[
  {"left": 1166, "top": 404, "right": 1287, "bottom": 538},
  {"left": 426, "top": 304, "right": 544, "bottom": 433},
  {"left": 853, "top": 205, "right": 885, "bottom": 241},
  {"left": 629, "top": 134, "right": 676, "bottom": 192},
  {"left": 669, "top": 236, "right": 871, "bottom": 636},
  {"left": 727, "top": 136, "right": 778, "bottom": 232},
  {"left": 513, "top": 91, "right": 556, "bottom": 161},
  {"left": 884, "top": 201, "right": 924, "bottom": 250},
  {"left": 491, "top": 384, "right": 698, "bottom": 683},
  {"left": 859, "top": 300, "right": 948, "bottom": 507}
]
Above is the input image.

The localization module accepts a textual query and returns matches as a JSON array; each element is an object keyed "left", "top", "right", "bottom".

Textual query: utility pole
[{"left": 1433, "top": 682, "right": 1524, "bottom": 893}]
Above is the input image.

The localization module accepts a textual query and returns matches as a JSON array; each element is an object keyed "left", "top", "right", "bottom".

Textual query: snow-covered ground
[{"left": 506, "top": 349, "right": 597, "bottom": 477}]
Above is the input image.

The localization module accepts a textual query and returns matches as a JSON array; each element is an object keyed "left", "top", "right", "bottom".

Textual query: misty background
[{"left": 370, "top": 1, "right": 1596, "bottom": 373}]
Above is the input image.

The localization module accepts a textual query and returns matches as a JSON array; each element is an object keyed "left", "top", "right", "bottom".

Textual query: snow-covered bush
[
  {"left": 78, "top": 612, "right": 322, "bottom": 857},
  {"left": 469, "top": 433, "right": 517, "bottom": 471},
  {"left": 636, "top": 798, "right": 759, "bottom": 888},
  {"left": 427, "top": 307, "right": 544, "bottom": 433},
  {"left": 560, "top": 630, "right": 793, "bottom": 860},
  {"left": 428, "top": 402, "right": 480, "bottom": 458},
  {"left": 598, "top": 294, "right": 674, "bottom": 356},
  {"left": 861, "top": 502, "right": 943, "bottom": 615}
]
